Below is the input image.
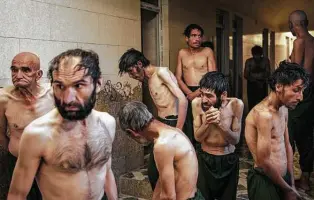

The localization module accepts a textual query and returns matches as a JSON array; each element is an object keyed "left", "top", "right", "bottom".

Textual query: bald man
[
  {"left": 288, "top": 10, "right": 314, "bottom": 191},
  {"left": 0, "top": 52, "right": 55, "bottom": 199}
]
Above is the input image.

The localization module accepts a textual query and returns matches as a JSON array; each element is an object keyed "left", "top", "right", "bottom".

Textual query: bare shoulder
[
  {"left": 294, "top": 38, "right": 305, "bottom": 46},
  {"left": 0, "top": 86, "right": 15, "bottom": 103},
  {"left": 202, "top": 47, "right": 214, "bottom": 55},
  {"left": 157, "top": 66, "right": 170, "bottom": 75},
  {"left": 22, "top": 110, "right": 56, "bottom": 144},
  {"left": 229, "top": 98, "right": 244, "bottom": 109},
  {"left": 178, "top": 48, "right": 188, "bottom": 56},
  {"left": 94, "top": 110, "right": 116, "bottom": 140},
  {"left": 97, "top": 111, "right": 116, "bottom": 125},
  {"left": 191, "top": 97, "right": 202, "bottom": 111},
  {"left": 254, "top": 107, "right": 273, "bottom": 124},
  {"left": 39, "top": 83, "right": 53, "bottom": 99},
  {"left": 154, "top": 140, "right": 173, "bottom": 155}
]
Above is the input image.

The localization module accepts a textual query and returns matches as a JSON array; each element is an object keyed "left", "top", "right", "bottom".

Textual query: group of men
[{"left": 0, "top": 9, "right": 313, "bottom": 200}]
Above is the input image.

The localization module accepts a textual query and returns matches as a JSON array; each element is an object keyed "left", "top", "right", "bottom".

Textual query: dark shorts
[
  {"left": 8, "top": 152, "right": 42, "bottom": 200},
  {"left": 247, "top": 167, "right": 291, "bottom": 200},
  {"left": 197, "top": 149, "right": 239, "bottom": 200},
  {"left": 187, "top": 189, "right": 205, "bottom": 200},
  {"left": 147, "top": 116, "right": 178, "bottom": 190}
]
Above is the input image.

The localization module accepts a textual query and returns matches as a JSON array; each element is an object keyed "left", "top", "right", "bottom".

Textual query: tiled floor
[{"left": 119, "top": 156, "right": 314, "bottom": 200}]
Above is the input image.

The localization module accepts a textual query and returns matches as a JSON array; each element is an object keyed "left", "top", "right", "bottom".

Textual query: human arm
[
  {"left": 0, "top": 89, "right": 8, "bottom": 151},
  {"left": 7, "top": 126, "right": 44, "bottom": 200},
  {"left": 192, "top": 98, "right": 209, "bottom": 142},
  {"left": 104, "top": 157, "right": 118, "bottom": 200},
  {"left": 244, "top": 59, "right": 250, "bottom": 80},
  {"left": 102, "top": 113, "right": 118, "bottom": 200},
  {"left": 158, "top": 69, "right": 187, "bottom": 130},
  {"left": 206, "top": 47, "right": 217, "bottom": 71},
  {"left": 217, "top": 99, "right": 244, "bottom": 145},
  {"left": 152, "top": 144, "right": 176, "bottom": 200},
  {"left": 291, "top": 38, "right": 305, "bottom": 67},
  {"left": 255, "top": 112, "right": 293, "bottom": 192},
  {"left": 0, "top": 91, "right": 8, "bottom": 179},
  {"left": 175, "top": 50, "right": 194, "bottom": 96}
]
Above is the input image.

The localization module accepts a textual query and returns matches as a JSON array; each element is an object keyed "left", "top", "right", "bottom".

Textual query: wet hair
[
  {"left": 118, "top": 101, "right": 153, "bottom": 132},
  {"left": 183, "top": 24, "right": 204, "bottom": 37},
  {"left": 251, "top": 45, "right": 263, "bottom": 56},
  {"left": 199, "top": 71, "right": 229, "bottom": 97},
  {"left": 201, "top": 41, "right": 214, "bottom": 50},
  {"left": 48, "top": 49, "right": 101, "bottom": 84},
  {"left": 268, "top": 61, "right": 310, "bottom": 91},
  {"left": 118, "top": 48, "right": 150, "bottom": 76}
]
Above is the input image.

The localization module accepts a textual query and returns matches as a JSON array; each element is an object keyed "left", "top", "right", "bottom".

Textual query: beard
[
  {"left": 201, "top": 96, "right": 222, "bottom": 111},
  {"left": 54, "top": 87, "right": 96, "bottom": 121}
]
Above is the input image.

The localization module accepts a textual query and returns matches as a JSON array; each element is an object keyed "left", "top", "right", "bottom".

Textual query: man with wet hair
[
  {"left": 0, "top": 52, "right": 55, "bottom": 199},
  {"left": 118, "top": 101, "right": 203, "bottom": 200},
  {"left": 8, "top": 49, "right": 117, "bottom": 200},
  {"left": 244, "top": 45, "right": 271, "bottom": 110},
  {"left": 118, "top": 48, "right": 187, "bottom": 190},
  {"left": 288, "top": 10, "right": 314, "bottom": 191},
  {"left": 192, "top": 71, "right": 244, "bottom": 200},
  {"left": 245, "top": 61, "right": 309, "bottom": 200},
  {"left": 176, "top": 24, "right": 217, "bottom": 147}
]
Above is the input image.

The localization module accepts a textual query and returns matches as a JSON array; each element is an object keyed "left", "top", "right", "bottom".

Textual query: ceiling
[{"left": 216, "top": 0, "right": 314, "bottom": 31}]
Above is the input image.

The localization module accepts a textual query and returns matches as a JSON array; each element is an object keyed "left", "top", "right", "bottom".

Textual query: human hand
[
  {"left": 205, "top": 107, "right": 220, "bottom": 125},
  {"left": 187, "top": 90, "right": 201, "bottom": 101}
]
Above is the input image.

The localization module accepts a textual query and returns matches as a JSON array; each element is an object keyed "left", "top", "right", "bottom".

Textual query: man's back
[
  {"left": 291, "top": 34, "right": 314, "bottom": 77},
  {"left": 0, "top": 84, "right": 54, "bottom": 157},
  {"left": 153, "top": 127, "right": 198, "bottom": 199},
  {"left": 11, "top": 109, "right": 114, "bottom": 200}
]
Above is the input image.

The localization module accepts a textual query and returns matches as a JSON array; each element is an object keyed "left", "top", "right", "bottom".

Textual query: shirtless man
[
  {"left": 118, "top": 48, "right": 187, "bottom": 190},
  {"left": 245, "top": 61, "right": 309, "bottom": 200},
  {"left": 192, "top": 71, "right": 244, "bottom": 200},
  {"left": 118, "top": 101, "right": 203, "bottom": 200},
  {"left": 0, "top": 52, "right": 54, "bottom": 199},
  {"left": 176, "top": 24, "right": 216, "bottom": 146},
  {"left": 244, "top": 45, "right": 271, "bottom": 110},
  {"left": 288, "top": 10, "right": 314, "bottom": 191},
  {"left": 8, "top": 49, "right": 117, "bottom": 200}
]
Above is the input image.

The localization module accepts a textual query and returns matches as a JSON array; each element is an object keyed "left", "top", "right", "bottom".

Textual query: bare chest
[
  {"left": 46, "top": 128, "right": 112, "bottom": 173},
  {"left": 148, "top": 75, "right": 169, "bottom": 99},
  {"left": 271, "top": 114, "right": 286, "bottom": 142},
  {"left": 6, "top": 98, "right": 54, "bottom": 136},
  {"left": 182, "top": 54, "right": 207, "bottom": 70}
]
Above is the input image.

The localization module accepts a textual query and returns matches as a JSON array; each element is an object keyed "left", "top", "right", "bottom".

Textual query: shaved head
[
  {"left": 12, "top": 52, "right": 40, "bottom": 70},
  {"left": 11, "top": 52, "right": 42, "bottom": 88},
  {"left": 289, "top": 10, "right": 308, "bottom": 27}
]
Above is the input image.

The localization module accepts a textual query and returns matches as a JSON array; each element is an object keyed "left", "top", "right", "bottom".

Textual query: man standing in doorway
[
  {"left": 288, "top": 10, "right": 314, "bottom": 191},
  {"left": 244, "top": 45, "right": 271, "bottom": 111},
  {"left": 176, "top": 24, "right": 217, "bottom": 146}
]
